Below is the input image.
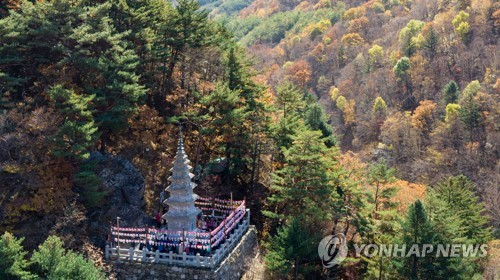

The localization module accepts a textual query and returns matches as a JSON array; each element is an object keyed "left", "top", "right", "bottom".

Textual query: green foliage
[
  {"left": 422, "top": 26, "right": 439, "bottom": 57},
  {"left": 304, "top": 103, "right": 336, "bottom": 147},
  {"left": 399, "top": 20, "right": 425, "bottom": 56},
  {"left": 393, "top": 200, "right": 439, "bottom": 279},
  {"left": 459, "top": 89, "right": 481, "bottom": 137},
  {"left": 0, "top": 232, "right": 33, "bottom": 280},
  {"left": 368, "top": 44, "right": 384, "bottom": 68},
  {"left": 74, "top": 159, "right": 106, "bottom": 209},
  {"left": 272, "top": 82, "right": 307, "bottom": 149},
  {"left": 452, "top": 11, "right": 470, "bottom": 43},
  {"left": 31, "top": 236, "right": 104, "bottom": 280},
  {"left": 0, "top": 233, "right": 102, "bottom": 280},
  {"left": 0, "top": 0, "right": 145, "bottom": 150},
  {"left": 200, "top": 0, "right": 252, "bottom": 16},
  {"left": 264, "top": 216, "right": 322, "bottom": 277},
  {"left": 443, "top": 80, "right": 460, "bottom": 104},
  {"left": 393, "top": 57, "right": 411, "bottom": 80},
  {"left": 393, "top": 181, "right": 491, "bottom": 279},
  {"left": 372, "top": 96, "right": 388, "bottom": 119},
  {"left": 367, "top": 161, "right": 397, "bottom": 213},
  {"left": 461, "top": 80, "right": 481, "bottom": 100},
  {"left": 240, "top": 11, "right": 300, "bottom": 45},
  {"left": 48, "top": 85, "right": 98, "bottom": 161},
  {"left": 264, "top": 129, "right": 338, "bottom": 220},
  {"left": 433, "top": 175, "right": 491, "bottom": 243},
  {"left": 336, "top": 95, "right": 347, "bottom": 111}
]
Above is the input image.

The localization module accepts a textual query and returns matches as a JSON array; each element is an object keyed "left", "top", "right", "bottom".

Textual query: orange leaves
[
  {"left": 411, "top": 100, "right": 437, "bottom": 134},
  {"left": 284, "top": 59, "right": 311, "bottom": 88},
  {"left": 347, "top": 16, "right": 369, "bottom": 34},
  {"left": 387, "top": 180, "right": 426, "bottom": 212}
]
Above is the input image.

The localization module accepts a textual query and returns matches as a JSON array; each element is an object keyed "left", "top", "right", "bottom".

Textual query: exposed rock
[{"left": 88, "top": 152, "right": 153, "bottom": 246}]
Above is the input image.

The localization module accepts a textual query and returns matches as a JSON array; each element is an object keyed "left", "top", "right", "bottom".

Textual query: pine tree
[
  {"left": 48, "top": 85, "right": 98, "bottom": 161},
  {"left": 422, "top": 26, "right": 439, "bottom": 58},
  {"left": 0, "top": 0, "right": 146, "bottom": 151},
  {"left": 443, "top": 81, "right": 459, "bottom": 104},
  {"left": 264, "top": 129, "right": 338, "bottom": 220},
  {"left": 364, "top": 162, "right": 399, "bottom": 280},
  {"left": 0, "top": 232, "right": 33, "bottom": 280},
  {"left": 432, "top": 175, "right": 491, "bottom": 243},
  {"left": 459, "top": 92, "right": 481, "bottom": 142},
  {"left": 31, "top": 236, "right": 104, "bottom": 279},
  {"left": 394, "top": 200, "right": 436, "bottom": 280},
  {"left": 304, "top": 103, "right": 336, "bottom": 147},
  {"left": 264, "top": 216, "right": 322, "bottom": 278},
  {"left": 272, "top": 82, "right": 306, "bottom": 149}
]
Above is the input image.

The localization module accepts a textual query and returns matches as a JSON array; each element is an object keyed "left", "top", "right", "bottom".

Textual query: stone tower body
[{"left": 163, "top": 132, "right": 200, "bottom": 231}]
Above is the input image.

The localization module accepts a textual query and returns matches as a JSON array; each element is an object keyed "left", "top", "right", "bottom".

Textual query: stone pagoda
[{"left": 162, "top": 130, "right": 201, "bottom": 231}]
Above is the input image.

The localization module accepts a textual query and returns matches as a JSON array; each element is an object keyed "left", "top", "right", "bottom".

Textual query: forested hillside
[{"left": 0, "top": 0, "right": 498, "bottom": 279}]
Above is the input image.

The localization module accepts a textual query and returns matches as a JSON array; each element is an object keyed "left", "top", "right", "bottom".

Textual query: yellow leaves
[
  {"left": 445, "top": 103, "right": 461, "bottom": 123},
  {"left": 341, "top": 33, "right": 364, "bottom": 46},
  {"left": 336, "top": 96, "right": 356, "bottom": 126},
  {"left": 372, "top": 96, "right": 387, "bottom": 118},
  {"left": 452, "top": 11, "right": 470, "bottom": 42},
  {"left": 368, "top": 44, "right": 384, "bottom": 66},
  {"left": 485, "top": 239, "right": 500, "bottom": 278},
  {"left": 313, "top": 0, "right": 331, "bottom": 9},
  {"left": 2, "top": 163, "right": 23, "bottom": 174},
  {"left": 273, "top": 46, "right": 285, "bottom": 57},
  {"left": 304, "top": 19, "right": 331, "bottom": 40},
  {"left": 342, "top": 6, "right": 366, "bottom": 21},
  {"left": 329, "top": 86, "right": 340, "bottom": 101},
  {"left": 311, "top": 42, "right": 326, "bottom": 61},
  {"left": 371, "top": 1, "right": 385, "bottom": 13},
  {"left": 343, "top": 100, "right": 357, "bottom": 126},
  {"left": 336, "top": 95, "right": 347, "bottom": 111}
]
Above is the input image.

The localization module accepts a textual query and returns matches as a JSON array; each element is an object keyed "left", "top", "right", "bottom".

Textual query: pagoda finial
[{"left": 178, "top": 126, "right": 184, "bottom": 151}]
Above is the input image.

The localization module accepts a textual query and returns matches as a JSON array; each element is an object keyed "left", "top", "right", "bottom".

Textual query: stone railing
[{"left": 105, "top": 209, "right": 251, "bottom": 269}]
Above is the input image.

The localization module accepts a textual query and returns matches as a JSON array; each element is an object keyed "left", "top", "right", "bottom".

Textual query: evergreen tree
[
  {"left": 443, "top": 81, "right": 459, "bottom": 105},
  {"left": 432, "top": 175, "right": 491, "bottom": 243},
  {"left": 304, "top": 103, "right": 336, "bottom": 147},
  {"left": 272, "top": 82, "right": 306, "bottom": 149},
  {"left": 198, "top": 83, "right": 250, "bottom": 182},
  {"left": 367, "top": 162, "right": 397, "bottom": 215},
  {"left": 264, "top": 129, "right": 338, "bottom": 220},
  {"left": 264, "top": 216, "right": 322, "bottom": 278},
  {"left": 0, "top": 0, "right": 146, "bottom": 151},
  {"left": 459, "top": 91, "right": 481, "bottom": 142},
  {"left": 394, "top": 200, "right": 437, "bottom": 280},
  {"left": 423, "top": 26, "right": 439, "bottom": 58},
  {"left": 364, "top": 162, "right": 399, "bottom": 280},
  {"left": 0, "top": 232, "right": 33, "bottom": 280},
  {"left": 48, "top": 85, "right": 98, "bottom": 161},
  {"left": 31, "top": 236, "right": 104, "bottom": 280}
]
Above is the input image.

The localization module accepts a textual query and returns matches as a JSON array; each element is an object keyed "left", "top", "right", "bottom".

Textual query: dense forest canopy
[{"left": 0, "top": 0, "right": 498, "bottom": 279}]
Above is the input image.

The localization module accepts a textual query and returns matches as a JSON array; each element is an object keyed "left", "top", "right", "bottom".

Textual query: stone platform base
[{"left": 109, "top": 226, "right": 258, "bottom": 280}]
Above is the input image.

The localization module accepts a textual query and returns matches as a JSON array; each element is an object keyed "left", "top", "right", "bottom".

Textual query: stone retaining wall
[{"left": 109, "top": 226, "right": 258, "bottom": 280}]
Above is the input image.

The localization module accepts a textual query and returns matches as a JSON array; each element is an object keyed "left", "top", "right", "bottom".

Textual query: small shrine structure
[{"left": 105, "top": 131, "right": 253, "bottom": 272}]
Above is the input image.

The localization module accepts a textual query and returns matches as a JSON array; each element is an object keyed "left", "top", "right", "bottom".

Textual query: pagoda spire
[{"left": 163, "top": 128, "right": 200, "bottom": 231}]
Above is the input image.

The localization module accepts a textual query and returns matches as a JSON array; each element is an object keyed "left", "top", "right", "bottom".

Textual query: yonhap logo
[{"left": 318, "top": 233, "right": 348, "bottom": 268}]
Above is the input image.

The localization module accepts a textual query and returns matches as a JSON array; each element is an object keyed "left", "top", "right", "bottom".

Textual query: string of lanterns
[{"left": 111, "top": 198, "right": 246, "bottom": 249}]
